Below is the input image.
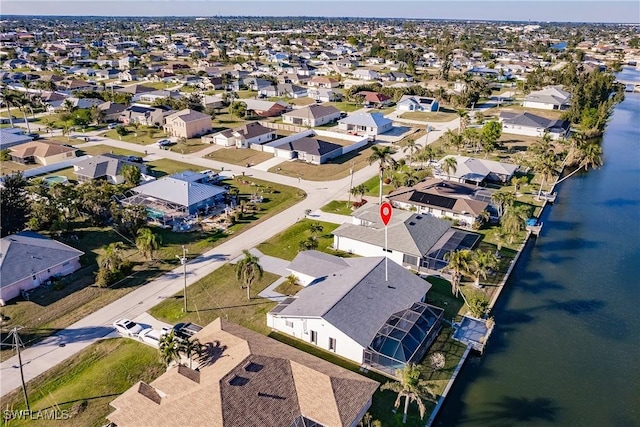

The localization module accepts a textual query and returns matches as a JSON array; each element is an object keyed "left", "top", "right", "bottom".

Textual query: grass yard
[
  {"left": 102, "top": 127, "right": 168, "bottom": 146},
  {"left": 212, "top": 112, "right": 248, "bottom": 129},
  {"left": 149, "top": 263, "right": 279, "bottom": 334},
  {"left": 139, "top": 81, "right": 173, "bottom": 90},
  {"left": 256, "top": 219, "right": 340, "bottom": 261},
  {"left": 268, "top": 97, "right": 315, "bottom": 106},
  {"left": 0, "top": 339, "right": 164, "bottom": 427},
  {"left": 170, "top": 137, "right": 209, "bottom": 155},
  {"left": 362, "top": 174, "right": 395, "bottom": 198},
  {"left": 0, "top": 160, "right": 33, "bottom": 174},
  {"left": 327, "top": 101, "right": 363, "bottom": 112},
  {"left": 274, "top": 280, "right": 304, "bottom": 296},
  {"left": 206, "top": 147, "right": 274, "bottom": 166},
  {"left": 267, "top": 143, "right": 376, "bottom": 181},
  {"left": 320, "top": 200, "right": 354, "bottom": 216},
  {"left": 76, "top": 145, "right": 141, "bottom": 158},
  {"left": 145, "top": 158, "right": 201, "bottom": 177},
  {"left": 400, "top": 111, "right": 458, "bottom": 122}
]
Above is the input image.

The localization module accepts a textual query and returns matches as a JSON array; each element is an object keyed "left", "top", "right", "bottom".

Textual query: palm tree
[
  {"left": 380, "top": 363, "right": 436, "bottom": 424},
  {"left": 532, "top": 151, "right": 559, "bottom": 199},
  {"left": 136, "top": 227, "right": 161, "bottom": 260},
  {"left": 500, "top": 204, "right": 531, "bottom": 243},
  {"left": 441, "top": 156, "right": 458, "bottom": 181},
  {"left": 443, "top": 249, "right": 471, "bottom": 297},
  {"left": 456, "top": 109, "right": 469, "bottom": 136},
  {"left": 97, "top": 242, "right": 126, "bottom": 273},
  {"left": 308, "top": 222, "right": 323, "bottom": 237},
  {"left": 491, "top": 190, "right": 515, "bottom": 217},
  {"left": 467, "top": 250, "right": 499, "bottom": 288},
  {"left": 235, "top": 249, "right": 263, "bottom": 300},
  {"left": 556, "top": 141, "right": 603, "bottom": 184},
  {"left": 298, "top": 236, "right": 319, "bottom": 251},
  {"left": 350, "top": 184, "right": 366, "bottom": 203},
  {"left": 158, "top": 330, "right": 182, "bottom": 368},
  {"left": 400, "top": 138, "right": 420, "bottom": 166},
  {"left": 368, "top": 145, "right": 397, "bottom": 204},
  {"left": 403, "top": 169, "right": 420, "bottom": 187},
  {"left": 180, "top": 337, "right": 204, "bottom": 369},
  {"left": 416, "top": 144, "right": 435, "bottom": 169}
]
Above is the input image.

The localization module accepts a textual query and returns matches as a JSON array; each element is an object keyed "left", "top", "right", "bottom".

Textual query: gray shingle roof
[
  {"left": 282, "top": 104, "right": 340, "bottom": 119},
  {"left": 281, "top": 137, "right": 342, "bottom": 156},
  {"left": 74, "top": 154, "right": 146, "bottom": 179},
  {"left": 1, "top": 231, "right": 84, "bottom": 287},
  {"left": 338, "top": 112, "right": 392, "bottom": 128},
  {"left": 278, "top": 252, "right": 432, "bottom": 347},
  {"left": 500, "top": 111, "right": 570, "bottom": 131},
  {"left": 333, "top": 205, "right": 452, "bottom": 257},
  {"left": 287, "top": 250, "right": 350, "bottom": 279}
]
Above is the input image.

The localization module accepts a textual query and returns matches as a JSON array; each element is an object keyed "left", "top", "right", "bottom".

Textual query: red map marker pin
[{"left": 380, "top": 202, "right": 392, "bottom": 226}]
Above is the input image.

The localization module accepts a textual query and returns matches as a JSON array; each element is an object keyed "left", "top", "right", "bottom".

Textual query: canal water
[{"left": 437, "top": 74, "right": 640, "bottom": 426}]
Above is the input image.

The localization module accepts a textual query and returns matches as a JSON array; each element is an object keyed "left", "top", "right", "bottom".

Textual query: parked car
[
  {"left": 107, "top": 123, "right": 119, "bottom": 129},
  {"left": 339, "top": 112, "right": 348, "bottom": 118},
  {"left": 125, "top": 155, "right": 143, "bottom": 163},
  {"left": 27, "top": 132, "right": 41, "bottom": 140},
  {"left": 138, "top": 327, "right": 170, "bottom": 347},
  {"left": 172, "top": 322, "right": 203, "bottom": 340},
  {"left": 157, "top": 139, "right": 174, "bottom": 147},
  {"left": 113, "top": 319, "right": 144, "bottom": 337}
]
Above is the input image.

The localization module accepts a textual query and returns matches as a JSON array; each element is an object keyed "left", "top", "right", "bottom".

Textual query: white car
[
  {"left": 138, "top": 327, "right": 170, "bottom": 348},
  {"left": 157, "top": 139, "right": 174, "bottom": 147},
  {"left": 113, "top": 319, "right": 144, "bottom": 337}
]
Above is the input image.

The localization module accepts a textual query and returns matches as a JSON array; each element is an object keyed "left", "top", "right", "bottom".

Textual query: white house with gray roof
[
  {"left": 1, "top": 232, "right": 84, "bottom": 305},
  {"left": 434, "top": 155, "right": 519, "bottom": 185},
  {"left": 499, "top": 111, "right": 570, "bottom": 140},
  {"left": 73, "top": 154, "right": 150, "bottom": 184},
  {"left": 333, "top": 204, "right": 480, "bottom": 272},
  {"left": 522, "top": 86, "right": 571, "bottom": 110},
  {"left": 267, "top": 251, "right": 444, "bottom": 378},
  {"left": 338, "top": 112, "right": 392, "bottom": 136}
]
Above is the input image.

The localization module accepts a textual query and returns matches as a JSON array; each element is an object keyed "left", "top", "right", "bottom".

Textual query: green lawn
[
  {"left": 102, "top": 127, "right": 168, "bottom": 145},
  {"left": 274, "top": 280, "right": 304, "bottom": 296},
  {"left": 149, "top": 263, "right": 279, "bottom": 334},
  {"left": 320, "top": 200, "right": 354, "bottom": 216},
  {"left": 267, "top": 143, "right": 376, "bottom": 181},
  {"left": 327, "top": 101, "right": 363, "bottom": 112},
  {"left": 400, "top": 111, "right": 458, "bottom": 122},
  {"left": 139, "top": 81, "right": 174, "bottom": 90},
  {"left": 0, "top": 339, "right": 164, "bottom": 427},
  {"left": 206, "top": 147, "right": 274, "bottom": 166},
  {"left": 77, "top": 145, "right": 141, "bottom": 158},
  {"left": 256, "top": 219, "right": 340, "bottom": 261},
  {"left": 362, "top": 175, "right": 394, "bottom": 198}
]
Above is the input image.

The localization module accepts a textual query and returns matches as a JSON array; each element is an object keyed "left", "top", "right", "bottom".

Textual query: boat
[{"left": 526, "top": 218, "right": 543, "bottom": 236}]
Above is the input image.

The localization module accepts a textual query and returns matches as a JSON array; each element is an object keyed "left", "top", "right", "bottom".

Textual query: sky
[{"left": 1, "top": 1, "right": 639, "bottom": 24}]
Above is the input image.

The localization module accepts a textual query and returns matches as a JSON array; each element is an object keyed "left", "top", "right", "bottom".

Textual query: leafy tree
[
  {"left": 480, "top": 120, "right": 502, "bottom": 157},
  {"left": 368, "top": 145, "right": 397, "bottom": 204},
  {"left": 556, "top": 140, "right": 603, "bottom": 185},
  {"left": 235, "top": 249, "right": 263, "bottom": 300},
  {"left": 0, "top": 149, "right": 10, "bottom": 161},
  {"left": 466, "top": 291, "right": 490, "bottom": 318},
  {"left": 229, "top": 101, "right": 247, "bottom": 118},
  {"left": 121, "top": 164, "right": 141, "bottom": 186},
  {"left": 380, "top": 363, "right": 436, "bottom": 424},
  {"left": 180, "top": 337, "right": 204, "bottom": 369},
  {"left": 350, "top": 184, "right": 367, "bottom": 202},
  {"left": 298, "top": 236, "right": 319, "bottom": 251},
  {"left": 111, "top": 204, "right": 148, "bottom": 237},
  {"left": 531, "top": 151, "right": 559, "bottom": 199},
  {"left": 500, "top": 204, "right": 532, "bottom": 243},
  {"left": 308, "top": 222, "right": 323, "bottom": 237},
  {"left": 97, "top": 242, "right": 126, "bottom": 273},
  {"left": 136, "top": 227, "right": 161, "bottom": 260},
  {"left": 115, "top": 125, "right": 129, "bottom": 139},
  {"left": 159, "top": 330, "right": 182, "bottom": 367},
  {"left": 0, "top": 172, "right": 29, "bottom": 237},
  {"left": 491, "top": 190, "right": 515, "bottom": 217}
]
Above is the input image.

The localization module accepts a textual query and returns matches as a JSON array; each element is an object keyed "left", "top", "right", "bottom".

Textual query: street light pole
[
  {"left": 11, "top": 327, "right": 30, "bottom": 412},
  {"left": 176, "top": 245, "right": 188, "bottom": 313}
]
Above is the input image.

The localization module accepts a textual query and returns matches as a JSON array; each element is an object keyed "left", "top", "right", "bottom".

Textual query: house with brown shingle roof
[
  {"left": 108, "top": 318, "right": 378, "bottom": 427},
  {"left": 9, "top": 141, "right": 77, "bottom": 166},
  {"left": 163, "top": 109, "right": 213, "bottom": 139},
  {"left": 282, "top": 104, "right": 341, "bottom": 127}
]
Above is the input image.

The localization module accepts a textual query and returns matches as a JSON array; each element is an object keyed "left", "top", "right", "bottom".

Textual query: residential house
[
  {"left": 270, "top": 135, "right": 343, "bottom": 164},
  {"left": 307, "top": 76, "right": 340, "bottom": 88},
  {"left": 108, "top": 318, "right": 378, "bottom": 427},
  {"left": 396, "top": 95, "right": 439, "bottom": 112},
  {"left": 351, "top": 69, "right": 380, "bottom": 81},
  {"left": 0, "top": 231, "right": 84, "bottom": 305},
  {"left": 523, "top": 86, "right": 571, "bottom": 110},
  {"left": 282, "top": 104, "right": 341, "bottom": 127},
  {"left": 387, "top": 177, "right": 495, "bottom": 225},
  {"left": 338, "top": 112, "right": 393, "bottom": 136},
  {"left": 137, "top": 90, "right": 182, "bottom": 104},
  {"left": 9, "top": 141, "right": 77, "bottom": 166},
  {"left": 73, "top": 154, "right": 149, "bottom": 184},
  {"left": 356, "top": 91, "right": 392, "bottom": 108},
  {"left": 241, "top": 99, "right": 289, "bottom": 118},
  {"left": 98, "top": 101, "right": 128, "bottom": 122},
  {"left": 207, "top": 122, "right": 277, "bottom": 148},
  {"left": 499, "top": 111, "right": 570, "bottom": 140},
  {"left": 163, "top": 109, "right": 213, "bottom": 139},
  {"left": 122, "top": 171, "right": 227, "bottom": 218},
  {"left": 260, "top": 83, "right": 308, "bottom": 99},
  {"left": 95, "top": 68, "right": 120, "bottom": 80},
  {"left": 116, "top": 84, "right": 156, "bottom": 101},
  {"left": 307, "top": 88, "right": 342, "bottom": 103},
  {"left": 120, "top": 105, "right": 172, "bottom": 127},
  {"left": 333, "top": 204, "right": 481, "bottom": 271},
  {"left": 434, "top": 155, "right": 519, "bottom": 185},
  {"left": 0, "top": 128, "right": 33, "bottom": 149},
  {"left": 267, "top": 251, "right": 445, "bottom": 378}
]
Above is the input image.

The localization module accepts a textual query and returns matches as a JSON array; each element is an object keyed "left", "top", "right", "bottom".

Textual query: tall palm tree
[
  {"left": 180, "top": 337, "right": 204, "bottom": 369},
  {"left": 136, "top": 227, "right": 161, "bottom": 260},
  {"left": 416, "top": 144, "right": 435, "bottom": 169},
  {"left": 556, "top": 142, "right": 603, "bottom": 184},
  {"left": 97, "top": 242, "right": 126, "bottom": 273},
  {"left": 400, "top": 138, "right": 420, "bottom": 166},
  {"left": 368, "top": 145, "right": 397, "bottom": 204},
  {"left": 403, "top": 169, "right": 420, "bottom": 187},
  {"left": 491, "top": 190, "right": 515, "bottom": 217},
  {"left": 158, "top": 330, "right": 182, "bottom": 368},
  {"left": 467, "top": 250, "right": 499, "bottom": 288},
  {"left": 235, "top": 249, "right": 263, "bottom": 300},
  {"left": 441, "top": 156, "right": 458, "bottom": 181},
  {"left": 456, "top": 109, "right": 469, "bottom": 136},
  {"left": 443, "top": 249, "right": 471, "bottom": 297},
  {"left": 532, "top": 151, "right": 559, "bottom": 199},
  {"left": 380, "top": 363, "right": 436, "bottom": 424},
  {"left": 500, "top": 204, "right": 531, "bottom": 243}
]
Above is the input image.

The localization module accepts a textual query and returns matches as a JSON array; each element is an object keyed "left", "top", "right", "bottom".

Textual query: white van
[{"left": 138, "top": 327, "right": 170, "bottom": 348}]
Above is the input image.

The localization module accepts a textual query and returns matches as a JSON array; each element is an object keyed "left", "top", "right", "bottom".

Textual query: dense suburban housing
[
  {"left": 108, "top": 318, "right": 379, "bottom": 427},
  {"left": 267, "top": 251, "right": 445, "bottom": 378}
]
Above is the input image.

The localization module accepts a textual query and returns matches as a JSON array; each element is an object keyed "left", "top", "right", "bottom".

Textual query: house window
[
  {"left": 62, "top": 261, "right": 70, "bottom": 266},
  {"left": 310, "top": 330, "right": 317, "bottom": 345},
  {"left": 329, "top": 337, "right": 336, "bottom": 352},
  {"left": 285, "top": 320, "right": 293, "bottom": 328},
  {"left": 32, "top": 275, "right": 36, "bottom": 280},
  {"left": 383, "top": 248, "right": 393, "bottom": 253}
]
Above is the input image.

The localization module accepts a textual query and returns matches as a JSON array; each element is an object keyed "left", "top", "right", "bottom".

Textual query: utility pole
[
  {"left": 347, "top": 160, "right": 355, "bottom": 207},
  {"left": 176, "top": 245, "right": 188, "bottom": 313},
  {"left": 6, "top": 327, "right": 30, "bottom": 412}
]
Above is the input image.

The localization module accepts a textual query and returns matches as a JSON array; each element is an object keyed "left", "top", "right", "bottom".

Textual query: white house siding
[
  {"left": 267, "top": 315, "right": 365, "bottom": 364},
  {"left": 502, "top": 124, "right": 565, "bottom": 140},
  {"left": 392, "top": 201, "right": 477, "bottom": 226},
  {"left": 522, "top": 101, "right": 556, "bottom": 110},
  {"left": 333, "top": 235, "right": 406, "bottom": 266},
  {"left": 212, "top": 135, "right": 234, "bottom": 146},
  {"left": 0, "top": 258, "right": 81, "bottom": 305}
]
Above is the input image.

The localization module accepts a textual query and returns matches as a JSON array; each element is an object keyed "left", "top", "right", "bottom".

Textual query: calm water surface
[{"left": 437, "top": 76, "right": 640, "bottom": 426}]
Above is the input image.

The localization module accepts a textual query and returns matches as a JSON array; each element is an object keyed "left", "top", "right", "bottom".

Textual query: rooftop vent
[
  {"left": 409, "top": 222, "right": 416, "bottom": 226},
  {"left": 244, "top": 362, "right": 263, "bottom": 373},
  {"left": 229, "top": 375, "right": 250, "bottom": 386}
]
